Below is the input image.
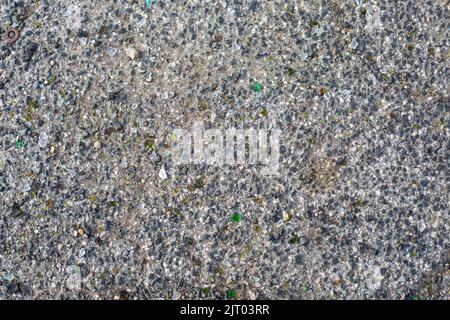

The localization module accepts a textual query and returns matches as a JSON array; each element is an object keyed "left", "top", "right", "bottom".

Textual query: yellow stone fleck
[{"left": 282, "top": 212, "right": 292, "bottom": 222}]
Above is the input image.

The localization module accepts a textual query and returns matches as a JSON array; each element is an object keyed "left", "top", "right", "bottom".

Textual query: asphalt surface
[{"left": 0, "top": 0, "right": 448, "bottom": 299}]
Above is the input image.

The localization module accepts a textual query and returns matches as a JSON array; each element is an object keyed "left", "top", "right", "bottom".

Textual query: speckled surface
[{"left": 0, "top": 0, "right": 448, "bottom": 300}]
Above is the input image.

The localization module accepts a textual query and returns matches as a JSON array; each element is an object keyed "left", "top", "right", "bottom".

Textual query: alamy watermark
[{"left": 171, "top": 122, "right": 281, "bottom": 175}]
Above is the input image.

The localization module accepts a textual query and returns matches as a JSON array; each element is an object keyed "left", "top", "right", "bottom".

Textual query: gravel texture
[{"left": 0, "top": 0, "right": 448, "bottom": 300}]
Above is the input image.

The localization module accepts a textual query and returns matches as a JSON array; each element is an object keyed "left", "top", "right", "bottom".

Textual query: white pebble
[
  {"left": 79, "top": 37, "right": 88, "bottom": 46},
  {"left": 126, "top": 47, "right": 139, "bottom": 60},
  {"left": 418, "top": 220, "right": 427, "bottom": 232},
  {"left": 158, "top": 165, "right": 168, "bottom": 180}
]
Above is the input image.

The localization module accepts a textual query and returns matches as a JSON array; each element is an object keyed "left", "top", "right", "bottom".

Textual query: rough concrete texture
[{"left": 0, "top": 0, "right": 448, "bottom": 299}]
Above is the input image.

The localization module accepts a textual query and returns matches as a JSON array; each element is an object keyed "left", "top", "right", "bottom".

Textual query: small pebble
[
  {"left": 107, "top": 47, "right": 118, "bottom": 57},
  {"left": 349, "top": 37, "right": 359, "bottom": 49},
  {"left": 79, "top": 37, "right": 88, "bottom": 46},
  {"left": 126, "top": 47, "right": 139, "bottom": 60},
  {"left": 158, "top": 165, "right": 168, "bottom": 180}
]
